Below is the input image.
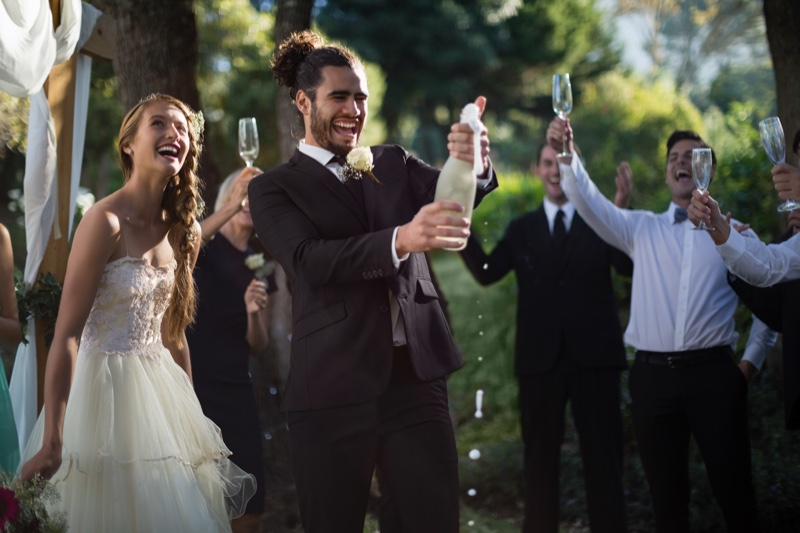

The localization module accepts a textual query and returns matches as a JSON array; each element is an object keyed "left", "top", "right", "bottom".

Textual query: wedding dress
[{"left": 20, "top": 256, "right": 256, "bottom": 532}]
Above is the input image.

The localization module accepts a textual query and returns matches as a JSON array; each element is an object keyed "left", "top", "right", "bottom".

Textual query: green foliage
[
  {"left": 704, "top": 101, "right": 782, "bottom": 242},
  {"left": 707, "top": 62, "right": 776, "bottom": 118},
  {"left": 15, "top": 272, "right": 63, "bottom": 347},
  {"left": 0, "top": 94, "right": 28, "bottom": 157},
  {"left": 82, "top": 61, "right": 125, "bottom": 196},
  {"left": 571, "top": 70, "right": 704, "bottom": 211},
  {"left": 195, "top": 0, "right": 279, "bottom": 175},
  {"left": 318, "top": 0, "right": 619, "bottom": 162},
  {"left": 0, "top": 473, "right": 67, "bottom": 533},
  {"left": 436, "top": 171, "right": 542, "bottom": 430}
]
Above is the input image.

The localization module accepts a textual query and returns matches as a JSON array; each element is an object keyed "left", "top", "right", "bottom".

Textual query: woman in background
[
  {"left": 190, "top": 167, "right": 270, "bottom": 533},
  {"left": 0, "top": 222, "right": 22, "bottom": 474}
]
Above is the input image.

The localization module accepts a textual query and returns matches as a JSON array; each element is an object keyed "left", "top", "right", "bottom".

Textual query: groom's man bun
[{"left": 271, "top": 30, "right": 363, "bottom": 101}]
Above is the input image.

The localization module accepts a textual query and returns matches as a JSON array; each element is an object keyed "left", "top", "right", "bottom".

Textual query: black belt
[{"left": 635, "top": 346, "right": 732, "bottom": 369}]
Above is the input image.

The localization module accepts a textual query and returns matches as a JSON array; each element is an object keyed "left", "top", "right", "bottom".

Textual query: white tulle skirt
[{"left": 20, "top": 343, "right": 257, "bottom": 532}]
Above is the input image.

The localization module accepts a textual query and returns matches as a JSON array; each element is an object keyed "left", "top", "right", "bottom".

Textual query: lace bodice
[{"left": 80, "top": 257, "right": 175, "bottom": 355}]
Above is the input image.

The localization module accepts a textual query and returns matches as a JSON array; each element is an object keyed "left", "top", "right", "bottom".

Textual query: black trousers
[
  {"left": 630, "top": 347, "right": 760, "bottom": 532},
  {"left": 287, "top": 347, "right": 459, "bottom": 533},
  {"left": 518, "top": 353, "right": 626, "bottom": 533}
]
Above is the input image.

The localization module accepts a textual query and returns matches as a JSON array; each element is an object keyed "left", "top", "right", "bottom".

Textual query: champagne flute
[
  {"left": 238, "top": 117, "right": 259, "bottom": 167},
  {"left": 552, "top": 73, "right": 573, "bottom": 157},
  {"left": 759, "top": 116, "right": 800, "bottom": 212},
  {"left": 692, "top": 148, "right": 715, "bottom": 231}
]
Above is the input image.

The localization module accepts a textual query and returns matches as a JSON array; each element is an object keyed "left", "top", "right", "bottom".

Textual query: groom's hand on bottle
[
  {"left": 447, "top": 96, "right": 490, "bottom": 176},
  {"left": 396, "top": 201, "right": 469, "bottom": 255}
]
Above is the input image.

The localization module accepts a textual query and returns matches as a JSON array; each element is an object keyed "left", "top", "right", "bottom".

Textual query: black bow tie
[{"left": 674, "top": 207, "right": 688, "bottom": 224}]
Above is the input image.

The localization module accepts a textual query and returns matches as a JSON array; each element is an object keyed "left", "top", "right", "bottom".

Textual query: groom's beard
[{"left": 309, "top": 102, "right": 356, "bottom": 157}]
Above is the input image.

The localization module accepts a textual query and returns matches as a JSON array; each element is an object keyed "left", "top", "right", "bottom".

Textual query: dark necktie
[
  {"left": 674, "top": 207, "right": 688, "bottom": 224},
  {"left": 330, "top": 155, "right": 365, "bottom": 211},
  {"left": 553, "top": 209, "right": 567, "bottom": 250}
]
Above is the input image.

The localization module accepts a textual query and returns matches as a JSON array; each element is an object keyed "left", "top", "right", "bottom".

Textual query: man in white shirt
[
  {"left": 689, "top": 162, "right": 800, "bottom": 286},
  {"left": 548, "top": 119, "right": 775, "bottom": 532}
]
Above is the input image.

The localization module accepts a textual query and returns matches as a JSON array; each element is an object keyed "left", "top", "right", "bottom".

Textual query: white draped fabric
[{"left": 2, "top": 0, "right": 101, "bottom": 454}]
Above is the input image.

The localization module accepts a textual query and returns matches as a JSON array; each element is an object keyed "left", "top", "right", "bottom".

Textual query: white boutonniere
[
  {"left": 339, "top": 146, "right": 381, "bottom": 184},
  {"left": 244, "top": 253, "right": 273, "bottom": 280}
]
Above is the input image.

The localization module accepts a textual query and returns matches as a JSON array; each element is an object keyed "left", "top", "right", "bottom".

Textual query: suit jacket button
[
  {"left": 362, "top": 272, "right": 369, "bottom": 279},
  {"left": 379, "top": 305, "right": 389, "bottom": 312},
  {"left": 377, "top": 269, "right": 384, "bottom": 276}
]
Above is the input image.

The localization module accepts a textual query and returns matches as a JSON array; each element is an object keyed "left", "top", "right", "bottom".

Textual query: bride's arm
[
  {"left": 162, "top": 328, "right": 192, "bottom": 382},
  {"left": 20, "top": 206, "right": 118, "bottom": 481}
]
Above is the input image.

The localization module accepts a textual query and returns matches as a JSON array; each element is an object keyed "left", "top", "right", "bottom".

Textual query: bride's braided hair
[
  {"left": 271, "top": 30, "right": 363, "bottom": 138},
  {"left": 118, "top": 93, "right": 204, "bottom": 347}
]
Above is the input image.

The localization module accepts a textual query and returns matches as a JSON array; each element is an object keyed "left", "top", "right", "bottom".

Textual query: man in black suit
[
  {"left": 729, "top": 192, "right": 800, "bottom": 430},
  {"left": 460, "top": 142, "right": 632, "bottom": 532},
  {"left": 248, "top": 31, "right": 497, "bottom": 533}
]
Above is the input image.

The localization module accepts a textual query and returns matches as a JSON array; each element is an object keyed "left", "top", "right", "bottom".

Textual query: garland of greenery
[{"left": 14, "top": 272, "right": 62, "bottom": 347}]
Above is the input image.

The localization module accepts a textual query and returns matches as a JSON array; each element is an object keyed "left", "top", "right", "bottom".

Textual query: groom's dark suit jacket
[
  {"left": 460, "top": 207, "right": 630, "bottom": 374},
  {"left": 729, "top": 229, "right": 800, "bottom": 429},
  {"left": 249, "top": 145, "right": 497, "bottom": 411}
]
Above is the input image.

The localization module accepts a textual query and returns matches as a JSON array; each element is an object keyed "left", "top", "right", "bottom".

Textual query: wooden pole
[
  {"left": 34, "top": 1, "right": 77, "bottom": 409},
  {"left": 34, "top": 4, "right": 115, "bottom": 409}
]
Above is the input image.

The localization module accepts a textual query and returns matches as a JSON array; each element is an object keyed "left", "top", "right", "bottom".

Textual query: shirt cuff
[
  {"left": 716, "top": 227, "right": 746, "bottom": 265},
  {"left": 392, "top": 227, "right": 409, "bottom": 268}
]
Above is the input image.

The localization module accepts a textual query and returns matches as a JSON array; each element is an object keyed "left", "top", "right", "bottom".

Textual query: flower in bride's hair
[
  {"left": 190, "top": 110, "right": 205, "bottom": 138},
  {"left": 339, "top": 146, "right": 381, "bottom": 184},
  {"left": 244, "top": 253, "right": 273, "bottom": 280}
]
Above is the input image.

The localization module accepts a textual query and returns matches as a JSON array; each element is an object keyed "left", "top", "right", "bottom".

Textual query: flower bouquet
[{"left": 0, "top": 473, "right": 67, "bottom": 532}]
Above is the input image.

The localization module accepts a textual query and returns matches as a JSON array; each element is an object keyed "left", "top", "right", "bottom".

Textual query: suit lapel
[{"left": 289, "top": 150, "right": 369, "bottom": 229}]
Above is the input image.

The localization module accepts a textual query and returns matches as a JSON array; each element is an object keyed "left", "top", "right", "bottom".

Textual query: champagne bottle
[{"left": 434, "top": 103, "right": 483, "bottom": 251}]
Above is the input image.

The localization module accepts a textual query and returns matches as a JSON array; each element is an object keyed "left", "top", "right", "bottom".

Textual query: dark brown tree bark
[
  {"left": 274, "top": 0, "right": 314, "bottom": 161},
  {"left": 91, "top": 0, "right": 221, "bottom": 197},
  {"left": 764, "top": 0, "right": 800, "bottom": 165}
]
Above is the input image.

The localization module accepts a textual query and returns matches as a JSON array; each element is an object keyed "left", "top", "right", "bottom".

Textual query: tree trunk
[
  {"left": 274, "top": 0, "right": 314, "bottom": 161},
  {"left": 764, "top": 0, "right": 800, "bottom": 166},
  {"left": 91, "top": 0, "right": 221, "bottom": 198}
]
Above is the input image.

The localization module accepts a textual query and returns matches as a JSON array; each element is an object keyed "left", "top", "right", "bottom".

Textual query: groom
[{"left": 248, "top": 30, "right": 497, "bottom": 533}]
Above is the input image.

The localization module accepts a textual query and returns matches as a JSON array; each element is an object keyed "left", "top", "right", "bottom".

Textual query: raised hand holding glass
[
  {"left": 552, "top": 74, "right": 573, "bottom": 157},
  {"left": 692, "top": 148, "right": 715, "bottom": 231},
  {"left": 238, "top": 117, "right": 259, "bottom": 167},
  {"left": 759, "top": 116, "right": 800, "bottom": 212}
]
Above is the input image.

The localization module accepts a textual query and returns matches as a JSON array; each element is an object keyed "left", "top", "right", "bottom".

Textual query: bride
[{"left": 19, "top": 93, "right": 255, "bottom": 532}]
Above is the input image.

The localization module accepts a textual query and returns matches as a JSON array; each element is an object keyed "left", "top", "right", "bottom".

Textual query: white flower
[
  {"left": 347, "top": 147, "right": 373, "bottom": 172},
  {"left": 244, "top": 253, "right": 265, "bottom": 270},
  {"left": 244, "top": 253, "right": 273, "bottom": 280},
  {"left": 339, "top": 146, "right": 381, "bottom": 184}
]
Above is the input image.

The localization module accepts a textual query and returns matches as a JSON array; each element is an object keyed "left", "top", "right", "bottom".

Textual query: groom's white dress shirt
[{"left": 559, "top": 156, "right": 775, "bottom": 369}]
